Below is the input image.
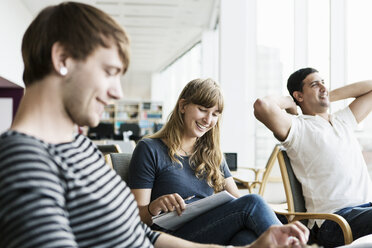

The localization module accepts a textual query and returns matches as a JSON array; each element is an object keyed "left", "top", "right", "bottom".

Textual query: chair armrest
[
  {"left": 275, "top": 211, "right": 353, "bottom": 244},
  {"left": 233, "top": 177, "right": 260, "bottom": 184},
  {"left": 233, "top": 177, "right": 262, "bottom": 192},
  {"left": 239, "top": 168, "right": 266, "bottom": 181},
  {"left": 104, "top": 154, "right": 113, "bottom": 169}
]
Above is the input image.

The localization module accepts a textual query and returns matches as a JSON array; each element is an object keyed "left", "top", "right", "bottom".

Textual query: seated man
[
  {"left": 0, "top": 2, "right": 309, "bottom": 248},
  {"left": 254, "top": 67, "right": 372, "bottom": 247}
]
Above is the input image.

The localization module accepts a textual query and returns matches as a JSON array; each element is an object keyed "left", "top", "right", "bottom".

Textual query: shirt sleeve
[
  {"left": 128, "top": 139, "right": 157, "bottom": 189},
  {"left": 142, "top": 222, "right": 161, "bottom": 244},
  {"left": 334, "top": 106, "right": 358, "bottom": 129},
  {"left": 221, "top": 158, "right": 232, "bottom": 178},
  {"left": 0, "top": 145, "right": 77, "bottom": 247},
  {"left": 282, "top": 115, "right": 301, "bottom": 151}
]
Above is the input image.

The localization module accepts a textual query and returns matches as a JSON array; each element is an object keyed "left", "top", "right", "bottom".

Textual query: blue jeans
[
  {"left": 153, "top": 194, "right": 281, "bottom": 245},
  {"left": 313, "top": 202, "right": 372, "bottom": 248}
]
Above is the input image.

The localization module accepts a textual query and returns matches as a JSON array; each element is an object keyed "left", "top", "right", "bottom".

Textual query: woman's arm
[
  {"left": 224, "top": 177, "right": 241, "bottom": 198},
  {"left": 131, "top": 188, "right": 154, "bottom": 225}
]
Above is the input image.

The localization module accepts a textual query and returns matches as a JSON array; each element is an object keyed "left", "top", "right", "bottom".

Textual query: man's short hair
[
  {"left": 22, "top": 2, "right": 130, "bottom": 86},
  {"left": 287, "top": 67, "right": 318, "bottom": 105}
]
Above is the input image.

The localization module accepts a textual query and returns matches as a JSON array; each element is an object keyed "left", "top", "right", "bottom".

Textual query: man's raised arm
[
  {"left": 253, "top": 95, "right": 297, "bottom": 142},
  {"left": 330, "top": 80, "right": 372, "bottom": 123}
]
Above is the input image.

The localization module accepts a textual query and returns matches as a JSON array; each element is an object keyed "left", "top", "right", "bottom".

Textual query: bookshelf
[{"left": 100, "top": 100, "right": 163, "bottom": 136}]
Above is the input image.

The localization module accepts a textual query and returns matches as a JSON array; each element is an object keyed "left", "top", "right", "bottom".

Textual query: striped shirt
[{"left": 0, "top": 130, "right": 160, "bottom": 248}]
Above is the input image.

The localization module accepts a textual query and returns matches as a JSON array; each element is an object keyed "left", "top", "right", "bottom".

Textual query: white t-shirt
[{"left": 282, "top": 107, "right": 372, "bottom": 228}]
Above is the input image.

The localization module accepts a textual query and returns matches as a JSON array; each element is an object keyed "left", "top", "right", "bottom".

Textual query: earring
[{"left": 59, "top": 67, "right": 68, "bottom": 76}]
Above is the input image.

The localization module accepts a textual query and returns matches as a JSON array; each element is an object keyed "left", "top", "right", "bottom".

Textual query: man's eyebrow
[{"left": 310, "top": 79, "right": 323, "bottom": 84}]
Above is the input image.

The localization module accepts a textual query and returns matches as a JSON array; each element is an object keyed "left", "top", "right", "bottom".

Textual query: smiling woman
[{"left": 128, "top": 78, "right": 282, "bottom": 246}]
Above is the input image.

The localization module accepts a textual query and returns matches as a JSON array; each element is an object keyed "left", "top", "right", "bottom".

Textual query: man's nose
[
  {"left": 319, "top": 84, "right": 327, "bottom": 92},
  {"left": 108, "top": 79, "right": 123, "bottom": 100}
]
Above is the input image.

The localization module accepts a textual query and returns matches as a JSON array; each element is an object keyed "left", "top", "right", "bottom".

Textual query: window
[
  {"left": 308, "top": 0, "right": 330, "bottom": 85},
  {"left": 256, "top": 0, "right": 294, "bottom": 167},
  {"left": 151, "top": 43, "right": 202, "bottom": 121},
  {"left": 346, "top": 0, "right": 372, "bottom": 169}
]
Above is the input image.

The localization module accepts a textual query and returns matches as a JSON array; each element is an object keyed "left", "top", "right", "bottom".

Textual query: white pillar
[
  {"left": 219, "top": 0, "right": 256, "bottom": 167},
  {"left": 330, "top": 0, "right": 347, "bottom": 110},
  {"left": 294, "top": 0, "right": 308, "bottom": 70}
]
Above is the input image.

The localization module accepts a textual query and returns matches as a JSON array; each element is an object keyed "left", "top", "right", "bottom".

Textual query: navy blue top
[{"left": 128, "top": 138, "right": 231, "bottom": 203}]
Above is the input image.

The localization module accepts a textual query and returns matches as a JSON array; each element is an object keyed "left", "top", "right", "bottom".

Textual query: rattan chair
[
  {"left": 276, "top": 146, "right": 353, "bottom": 245},
  {"left": 233, "top": 145, "right": 281, "bottom": 195}
]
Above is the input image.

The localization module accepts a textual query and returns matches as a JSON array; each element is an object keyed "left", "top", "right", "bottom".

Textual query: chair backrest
[
  {"left": 277, "top": 146, "right": 306, "bottom": 213},
  {"left": 108, "top": 153, "right": 132, "bottom": 183},
  {"left": 97, "top": 144, "right": 122, "bottom": 156},
  {"left": 258, "top": 144, "right": 281, "bottom": 195}
]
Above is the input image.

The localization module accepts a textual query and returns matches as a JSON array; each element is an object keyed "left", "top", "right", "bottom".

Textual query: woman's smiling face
[{"left": 181, "top": 103, "right": 220, "bottom": 139}]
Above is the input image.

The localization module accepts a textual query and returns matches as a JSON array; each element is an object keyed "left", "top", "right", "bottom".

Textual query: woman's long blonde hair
[{"left": 150, "top": 78, "right": 225, "bottom": 192}]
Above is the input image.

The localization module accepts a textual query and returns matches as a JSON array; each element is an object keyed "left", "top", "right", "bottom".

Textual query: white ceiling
[{"left": 20, "top": 0, "right": 219, "bottom": 73}]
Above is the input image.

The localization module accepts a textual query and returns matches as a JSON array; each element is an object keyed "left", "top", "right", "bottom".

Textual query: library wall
[{"left": 0, "top": 0, "right": 32, "bottom": 86}]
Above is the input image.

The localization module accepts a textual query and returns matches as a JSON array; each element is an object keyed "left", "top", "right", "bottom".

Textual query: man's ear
[
  {"left": 51, "top": 42, "right": 69, "bottom": 76},
  {"left": 293, "top": 91, "right": 303, "bottom": 103},
  {"left": 179, "top": 99, "right": 187, "bottom": 114}
]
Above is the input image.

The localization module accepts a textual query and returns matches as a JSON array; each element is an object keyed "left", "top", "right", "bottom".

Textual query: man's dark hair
[
  {"left": 22, "top": 2, "right": 130, "bottom": 86},
  {"left": 287, "top": 67, "right": 318, "bottom": 105}
]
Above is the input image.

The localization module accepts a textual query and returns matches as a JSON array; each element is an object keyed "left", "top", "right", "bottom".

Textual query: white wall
[
  {"left": 0, "top": 0, "right": 33, "bottom": 87},
  {"left": 0, "top": 98, "right": 13, "bottom": 133},
  {"left": 122, "top": 70, "right": 152, "bottom": 100}
]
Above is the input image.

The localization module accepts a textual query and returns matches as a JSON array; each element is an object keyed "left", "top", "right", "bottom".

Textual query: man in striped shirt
[{"left": 0, "top": 2, "right": 308, "bottom": 248}]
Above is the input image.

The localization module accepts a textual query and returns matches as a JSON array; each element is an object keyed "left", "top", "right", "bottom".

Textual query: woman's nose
[{"left": 202, "top": 113, "right": 212, "bottom": 124}]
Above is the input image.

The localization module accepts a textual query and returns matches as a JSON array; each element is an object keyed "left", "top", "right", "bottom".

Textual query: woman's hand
[{"left": 149, "top": 193, "right": 186, "bottom": 216}]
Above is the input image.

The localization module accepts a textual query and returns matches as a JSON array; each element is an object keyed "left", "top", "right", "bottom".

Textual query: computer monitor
[
  {"left": 119, "top": 123, "right": 142, "bottom": 142},
  {"left": 88, "top": 123, "right": 114, "bottom": 140},
  {"left": 119, "top": 123, "right": 140, "bottom": 136},
  {"left": 224, "top": 152, "right": 237, "bottom": 171}
]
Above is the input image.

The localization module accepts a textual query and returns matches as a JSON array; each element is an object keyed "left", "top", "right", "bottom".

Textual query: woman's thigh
[{"left": 170, "top": 194, "right": 280, "bottom": 245}]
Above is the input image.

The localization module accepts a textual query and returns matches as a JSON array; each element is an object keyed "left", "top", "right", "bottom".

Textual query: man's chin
[
  {"left": 320, "top": 102, "right": 330, "bottom": 108},
  {"left": 78, "top": 117, "right": 100, "bottom": 128},
  {"left": 89, "top": 120, "right": 100, "bottom": 128}
]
